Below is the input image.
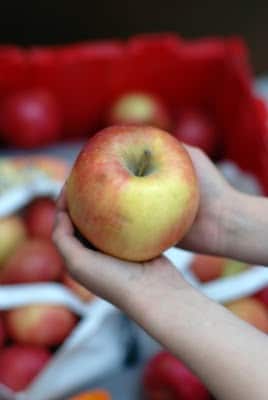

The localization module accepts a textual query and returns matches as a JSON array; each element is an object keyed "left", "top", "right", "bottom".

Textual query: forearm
[
  {"left": 124, "top": 271, "right": 268, "bottom": 400},
  {"left": 222, "top": 190, "right": 268, "bottom": 265}
]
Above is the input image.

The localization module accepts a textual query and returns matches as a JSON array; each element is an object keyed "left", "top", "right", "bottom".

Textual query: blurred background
[
  {"left": 1, "top": 2, "right": 268, "bottom": 400},
  {"left": 0, "top": 0, "right": 267, "bottom": 74}
]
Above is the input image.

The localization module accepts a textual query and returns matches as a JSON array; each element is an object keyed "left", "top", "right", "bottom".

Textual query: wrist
[{"left": 121, "top": 259, "right": 191, "bottom": 317}]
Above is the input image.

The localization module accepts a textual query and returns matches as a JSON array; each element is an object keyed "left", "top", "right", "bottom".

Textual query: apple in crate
[
  {"left": 5, "top": 305, "right": 77, "bottom": 346},
  {"left": 69, "top": 389, "right": 111, "bottom": 400},
  {"left": 25, "top": 197, "right": 56, "bottom": 239},
  {"left": 105, "top": 92, "right": 172, "bottom": 130},
  {"left": 226, "top": 298, "right": 268, "bottom": 333},
  {"left": 142, "top": 351, "right": 210, "bottom": 400},
  {"left": 0, "top": 345, "right": 51, "bottom": 392},
  {"left": 0, "top": 216, "right": 26, "bottom": 266},
  {"left": 173, "top": 109, "right": 217, "bottom": 156},
  {"left": 190, "top": 254, "right": 248, "bottom": 283},
  {"left": 66, "top": 126, "right": 199, "bottom": 261},
  {"left": 254, "top": 286, "right": 268, "bottom": 309},
  {"left": 0, "top": 239, "right": 64, "bottom": 284},
  {"left": 63, "top": 272, "right": 95, "bottom": 302},
  {"left": 0, "top": 89, "right": 62, "bottom": 149}
]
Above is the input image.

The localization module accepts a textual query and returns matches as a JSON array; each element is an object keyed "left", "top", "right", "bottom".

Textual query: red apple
[
  {"left": 226, "top": 298, "right": 268, "bottom": 333},
  {"left": 105, "top": 92, "right": 171, "bottom": 130},
  {"left": 25, "top": 197, "right": 56, "bottom": 239},
  {"left": 173, "top": 109, "right": 217, "bottom": 156},
  {"left": 0, "top": 316, "right": 6, "bottom": 348},
  {"left": 63, "top": 272, "right": 95, "bottom": 302},
  {"left": 0, "top": 89, "right": 62, "bottom": 149},
  {"left": 0, "top": 345, "right": 51, "bottom": 391},
  {"left": 190, "top": 254, "right": 248, "bottom": 283},
  {"left": 143, "top": 351, "right": 210, "bottom": 400},
  {"left": 0, "top": 239, "right": 64, "bottom": 284},
  {"left": 5, "top": 305, "right": 77, "bottom": 346},
  {"left": 0, "top": 216, "right": 27, "bottom": 266},
  {"left": 254, "top": 286, "right": 268, "bottom": 309},
  {"left": 66, "top": 125, "right": 199, "bottom": 261}
]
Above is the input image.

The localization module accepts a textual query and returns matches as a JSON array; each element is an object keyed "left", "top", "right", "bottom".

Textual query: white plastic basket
[{"left": 0, "top": 176, "right": 128, "bottom": 400}]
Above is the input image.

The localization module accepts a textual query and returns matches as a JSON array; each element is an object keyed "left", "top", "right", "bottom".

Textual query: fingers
[
  {"left": 53, "top": 211, "right": 85, "bottom": 265},
  {"left": 56, "top": 183, "right": 68, "bottom": 211},
  {"left": 52, "top": 207, "right": 132, "bottom": 302}
]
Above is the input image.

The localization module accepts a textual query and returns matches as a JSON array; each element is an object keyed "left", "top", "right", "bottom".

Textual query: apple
[
  {"left": 221, "top": 259, "right": 249, "bottom": 277},
  {"left": 68, "top": 390, "right": 111, "bottom": 400},
  {"left": 5, "top": 304, "right": 77, "bottom": 346},
  {"left": 66, "top": 125, "right": 199, "bottom": 261},
  {"left": 173, "top": 109, "right": 217, "bottom": 156},
  {"left": 254, "top": 286, "right": 268, "bottom": 309},
  {"left": 0, "top": 89, "right": 62, "bottom": 149},
  {"left": 0, "top": 216, "right": 26, "bottom": 266},
  {"left": 63, "top": 272, "right": 95, "bottom": 302},
  {"left": 25, "top": 197, "right": 57, "bottom": 239},
  {"left": 142, "top": 351, "right": 210, "bottom": 400},
  {"left": 0, "top": 345, "right": 51, "bottom": 391},
  {"left": 105, "top": 92, "right": 172, "bottom": 130},
  {"left": 226, "top": 298, "right": 268, "bottom": 333},
  {"left": 0, "top": 239, "right": 64, "bottom": 284},
  {"left": 0, "top": 315, "right": 6, "bottom": 348},
  {"left": 190, "top": 254, "right": 248, "bottom": 283}
]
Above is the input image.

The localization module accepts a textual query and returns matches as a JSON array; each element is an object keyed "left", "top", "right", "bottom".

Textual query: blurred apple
[
  {"left": 25, "top": 197, "right": 56, "bottom": 239},
  {"left": 67, "top": 125, "right": 199, "bottom": 261},
  {"left": 143, "top": 351, "right": 210, "bottom": 400},
  {"left": 221, "top": 260, "right": 248, "bottom": 277},
  {"left": 0, "top": 216, "right": 26, "bottom": 266},
  {"left": 0, "top": 315, "right": 6, "bottom": 348},
  {"left": 226, "top": 297, "right": 268, "bottom": 333},
  {"left": 0, "top": 345, "right": 51, "bottom": 391},
  {"left": 5, "top": 304, "right": 77, "bottom": 346},
  {"left": 254, "top": 286, "right": 268, "bottom": 309},
  {"left": 190, "top": 254, "right": 248, "bottom": 283},
  {"left": 0, "top": 239, "right": 64, "bottom": 284},
  {"left": 63, "top": 272, "right": 95, "bottom": 302},
  {"left": 0, "top": 89, "right": 62, "bottom": 149},
  {"left": 69, "top": 389, "right": 111, "bottom": 400},
  {"left": 105, "top": 92, "right": 171, "bottom": 130},
  {"left": 173, "top": 109, "right": 217, "bottom": 156}
]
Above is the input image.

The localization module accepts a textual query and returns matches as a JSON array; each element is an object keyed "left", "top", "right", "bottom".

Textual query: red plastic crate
[{"left": 0, "top": 33, "right": 266, "bottom": 191}]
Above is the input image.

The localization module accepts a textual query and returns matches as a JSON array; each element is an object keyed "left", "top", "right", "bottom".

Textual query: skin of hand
[{"left": 53, "top": 146, "right": 268, "bottom": 400}]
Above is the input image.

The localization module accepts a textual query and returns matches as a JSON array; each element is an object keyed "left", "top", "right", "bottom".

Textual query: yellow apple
[
  {"left": 66, "top": 125, "right": 199, "bottom": 261},
  {"left": 106, "top": 92, "right": 172, "bottom": 130},
  {"left": 0, "top": 216, "right": 27, "bottom": 266}
]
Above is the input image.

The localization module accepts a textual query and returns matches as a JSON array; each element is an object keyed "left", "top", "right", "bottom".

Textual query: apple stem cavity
[{"left": 136, "top": 149, "right": 151, "bottom": 177}]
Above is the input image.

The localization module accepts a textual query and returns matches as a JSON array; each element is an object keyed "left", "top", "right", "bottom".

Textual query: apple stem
[{"left": 137, "top": 150, "right": 151, "bottom": 177}]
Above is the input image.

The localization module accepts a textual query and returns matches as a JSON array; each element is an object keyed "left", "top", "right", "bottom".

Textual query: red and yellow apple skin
[
  {"left": 5, "top": 305, "right": 77, "bottom": 346},
  {"left": 105, "top": 92, "right": 171, "bottom": 131},
  {"left": 67, "top": 125, "right": 199, "bottom": 262}
]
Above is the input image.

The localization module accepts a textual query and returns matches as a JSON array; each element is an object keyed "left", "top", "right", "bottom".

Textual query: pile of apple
[
  {"left": 0, "top": 89, "right": 219, "bottom": 160},
  {"left": 190, "top": 253, "right": 268, "bottom": 332},
  {"left": 104, "top": 91, "right": 218, "bottom": 159},
  {"left": 0, "top": 197, "right": 94, "bottom": 393}
]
